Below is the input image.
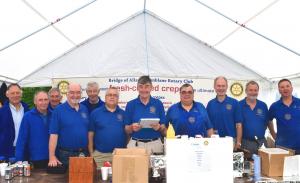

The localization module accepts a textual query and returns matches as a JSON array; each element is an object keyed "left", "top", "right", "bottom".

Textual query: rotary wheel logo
[
  {"left": 57, "top": 80, "right": 69, "bottom": 95},
  {"left": 230, "top": 82, "right": 243, "bottom": 97}
]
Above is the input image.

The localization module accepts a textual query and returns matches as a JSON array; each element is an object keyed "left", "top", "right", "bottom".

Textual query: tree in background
[{"left": 22, "top": 87, "right": 51, "bottom": 108}]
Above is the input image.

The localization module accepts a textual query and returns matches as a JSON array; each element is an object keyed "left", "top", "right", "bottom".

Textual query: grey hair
[
  {"left": 214, "top": 76, "right": 228, "bottom": 86},
  {"left": 86, "top": 81, "right": 99, "bottom": 90},
  {"left": 48, "top": 87, "right": 61, "bottom": 97}
]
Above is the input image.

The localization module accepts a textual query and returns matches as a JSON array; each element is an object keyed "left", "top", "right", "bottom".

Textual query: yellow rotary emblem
[
  {"left": 204, "top": 140, "right": 209, "bottom": 146},
  {"left": 57, "top": 80, "right": 69, "bottom": 95},
  {"left": 230, "top": 82, "right": 243, "bottom": 97}
]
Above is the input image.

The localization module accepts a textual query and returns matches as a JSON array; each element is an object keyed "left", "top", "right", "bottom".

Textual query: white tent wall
[
  {"left": 1, "top": 1, "right": 300, "bottom": 81},
  {"left": 18, "top": 11, "right": 268, "bottom": 87}
]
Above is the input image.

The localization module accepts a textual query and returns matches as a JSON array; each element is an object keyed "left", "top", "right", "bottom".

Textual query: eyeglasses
[
  {"left": 106, "top": 94, "right": 118, "bottom": 97},
  {"left": 180, "top": 91, "right": 193, "bottom": 95}
]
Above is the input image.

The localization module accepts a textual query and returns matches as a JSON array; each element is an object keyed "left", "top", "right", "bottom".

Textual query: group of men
[{"left": 0, "top": 75, "right": 299, "bottom": 169}]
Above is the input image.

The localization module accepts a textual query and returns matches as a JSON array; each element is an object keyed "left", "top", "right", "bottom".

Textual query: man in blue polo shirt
[
  {"left": 167, "top": 83, "right": 213, "bottom": 137},
  {"left": 206, "top": 76, "right": 243, "bottom": 151},
  {"left": 239, "top": 81, "right": 275, "bottom": 154},
  {"left": 48, "top": 83, "right": 90, "bottom": 167},
  {"left": 16, "top": 91, "right": 51, "bottom": 168},
  {"left": 269, "top": 79, "right": 300, "bottom": 154},
  {"left": 88, "top": 87, "right": 126, "bottom": 167},
  {"left": 0, "top": 83, "right": 29, "bottom": 159},
  {"left": 125, "top": 75, "right": 167, "bottom": 154},
  {"left": 80, "top": 81, "right": 104, "bottom": 114}
]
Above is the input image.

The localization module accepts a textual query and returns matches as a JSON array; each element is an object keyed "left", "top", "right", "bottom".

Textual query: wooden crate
[{"left": 69, "top": 157, "right": 96, "bottom": 183}]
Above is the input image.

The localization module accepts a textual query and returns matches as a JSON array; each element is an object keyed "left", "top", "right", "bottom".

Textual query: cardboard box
[
  {"left": 258, "top": 148, "right": 294, "bottom": 177},
  {"left": 69, "top": 157, "right": 96, "bottom": 183},
  {"left": 112, "top": 148, "right": 149, "bottom": 183}
]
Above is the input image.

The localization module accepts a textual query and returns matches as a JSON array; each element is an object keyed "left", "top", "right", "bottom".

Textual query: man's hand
[
  {"left": 132, "top": 123, "right": 142, "bottom": 132},
  {"left": 234, "top": 142, "right": 241, "bottom": 151},
  {"left": 150, "top": 123, "right": 161, "bottom": 131},
  {"left": 48, "top": 155, "right": 62, "bottom": 167}
]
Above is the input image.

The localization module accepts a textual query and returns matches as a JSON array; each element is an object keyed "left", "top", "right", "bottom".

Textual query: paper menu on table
[{"left": 139, "top": 118, "right": 160, "bottom": 128}]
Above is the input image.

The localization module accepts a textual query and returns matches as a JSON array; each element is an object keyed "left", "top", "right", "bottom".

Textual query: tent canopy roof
[
  {"left": 19, "top": 11, "right": 268, "bottom": 86},
  {"left": 1, "top": 0, "right": 300, "bottom": 84}
]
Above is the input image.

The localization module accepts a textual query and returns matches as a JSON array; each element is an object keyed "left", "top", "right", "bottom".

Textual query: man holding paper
[
  {"left": 125, "top": 75, "right": 167, "bottom": 154},
  {"left": 166, "top": 84, "right": 213, "bottom": 137}
]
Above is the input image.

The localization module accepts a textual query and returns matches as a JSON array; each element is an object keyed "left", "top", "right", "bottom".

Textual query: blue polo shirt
[
  {"left": 125, "top": 96, "right": 167, "bottom": 139},
  {"left": 89, "top": 106, "right": 126, "bottom": 153},
  {"left": 16, "top": 108, "right": 51, "bottom": 161},
  {"left": 269, "top": 96, "right": 300, "bottom": 150},
  {"left": 206, "top": 96, "right": 242, "bottom": 138},
  {"left": 47, "top": 103, "right": 61, "bottom": 112},
  {"left": 166, "top": 102, "right": 212, "bottom": 137},
  {"left": 50, "top": 102, "right": 90, "bottom": 149},
  {"left": 80, "top": 97, "right": 104, "bottom": 114},
  {"left": 239, "top": 98, "right": 269, "bottom": 140}
]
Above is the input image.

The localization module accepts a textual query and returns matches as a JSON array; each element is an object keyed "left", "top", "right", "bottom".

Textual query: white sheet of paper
[
  {"left": 283, "top": 155, "right": 300, "bottom": 177},
  {"left": 166, "top": 138, "right": 233, "bottom": 183},
  {"left": 139, "top": 118, "right": 160, "bottom": 128}
]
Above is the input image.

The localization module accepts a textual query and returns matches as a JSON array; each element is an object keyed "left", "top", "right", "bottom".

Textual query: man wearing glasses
[
  {"left": 125, "top": 75, "right": 167, "bottom": 154},
  {"left": 166, "top": 83, "right": 213, "bottom": 137},
  {"left": 88, "top": 87, "right": 126, "bottom": 167}
]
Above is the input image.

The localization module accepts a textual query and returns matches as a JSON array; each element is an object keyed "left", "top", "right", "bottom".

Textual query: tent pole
[{"left": 143, "top": 10, "right": 150, "bottom": 75}]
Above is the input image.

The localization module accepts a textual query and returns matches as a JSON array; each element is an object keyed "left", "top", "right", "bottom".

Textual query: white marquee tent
[
  {"left": 18, "top": 11, "right": 269, "bottom": 87},
  {"left": 1, "top": 0, "right": 300, "bottom": 88}
]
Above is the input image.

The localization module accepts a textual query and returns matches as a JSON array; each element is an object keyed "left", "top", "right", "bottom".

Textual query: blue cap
[{"left": 0, "top": 156, "right": 5, "bottom": 160}]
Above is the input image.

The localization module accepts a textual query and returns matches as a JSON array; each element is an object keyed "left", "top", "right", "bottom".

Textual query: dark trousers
[
  {"left": 241, "top": 138, "right": 268, "bottom": 154},
  {"left": 57, "top": 148, "right": 88, "bottom": 167},
  {"left": 31, "top": 159, "right": 49, "bottom": 169}
]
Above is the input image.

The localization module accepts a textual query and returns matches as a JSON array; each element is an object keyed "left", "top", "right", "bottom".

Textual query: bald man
[
  {"left": 48, "top": 83, "right": 90, "bottom": 167},
  {"left": 16, "top": 91, "right": 51, "bottom": 168}
]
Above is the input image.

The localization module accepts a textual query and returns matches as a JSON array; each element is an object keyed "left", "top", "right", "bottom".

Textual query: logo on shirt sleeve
[
  {"left": 284, "top": 113, "right": 292, "bottom": 121},
  {"left": 150, "top": 106, "right": 156, "bottom": 114},
  {"left": 226, "top": 104, "right": 232, "bottom": 110}
]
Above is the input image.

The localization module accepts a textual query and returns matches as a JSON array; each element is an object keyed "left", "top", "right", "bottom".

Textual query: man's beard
[
  {"left": 70, "top": 99, "right": 80, "bottom": 104},
  {"left": 247, "top": 95, "right": 257, "bottom": 101}
]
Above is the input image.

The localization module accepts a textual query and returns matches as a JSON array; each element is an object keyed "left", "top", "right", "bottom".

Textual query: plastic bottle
[
  {"left": 8, "top": 157, "right": 16, "bottom": 165},
  {"left": 252, "top": 154, "right": 261, "bottom": 179},
  {"left": 166, "top": 123, "right": 175, "bottom": 139}
]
